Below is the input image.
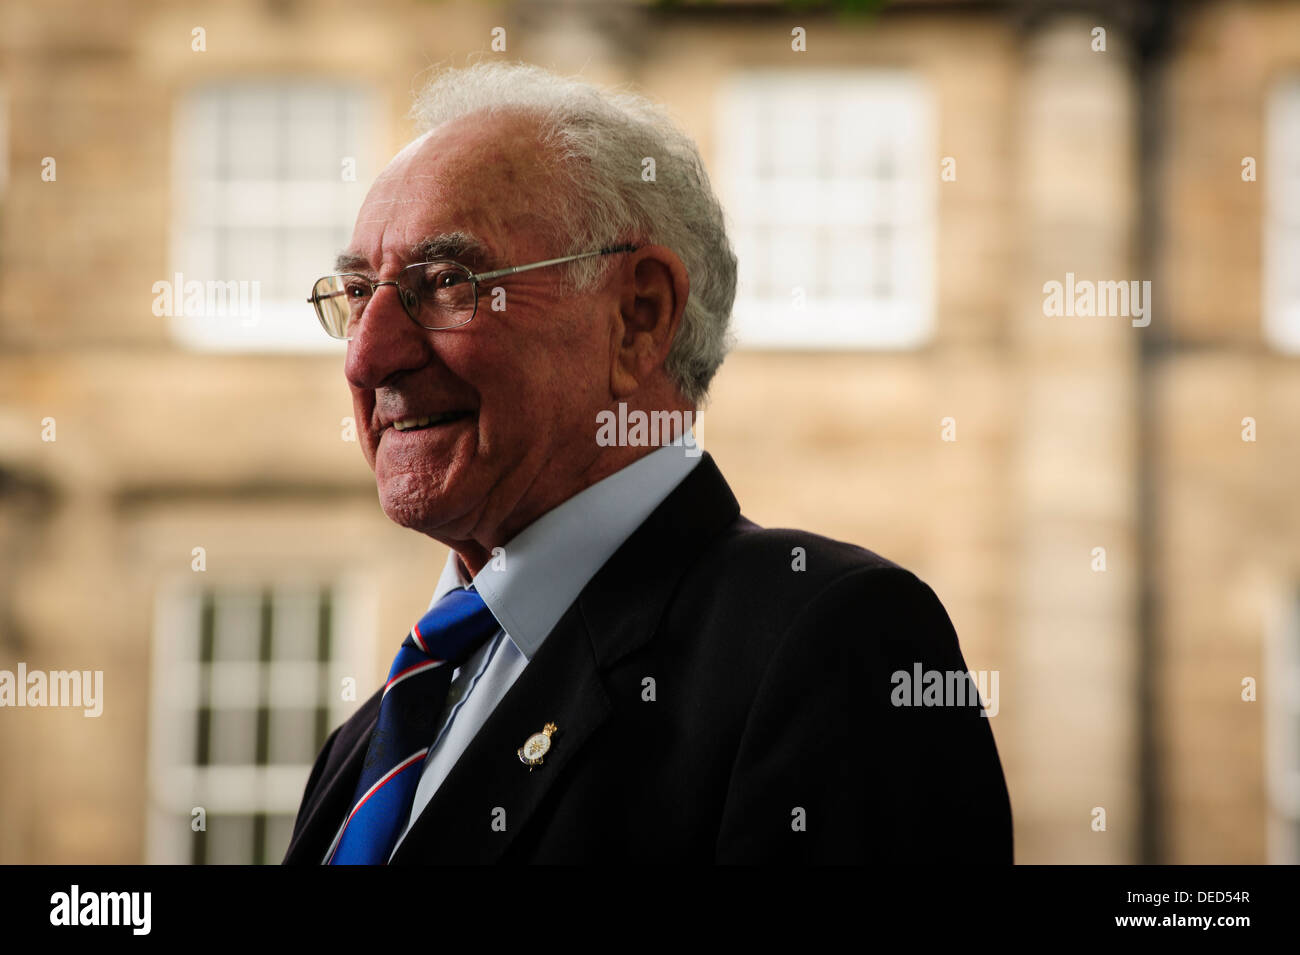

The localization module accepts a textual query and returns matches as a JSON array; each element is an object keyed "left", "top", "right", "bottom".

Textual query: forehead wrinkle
[{"left": 344, "top": 117, "right": 549, "bottom": 276}]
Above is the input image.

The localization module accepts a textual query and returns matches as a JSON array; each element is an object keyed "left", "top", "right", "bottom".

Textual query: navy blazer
[{"left": 283, "top": 452, "right": 1013, "bottom": 864}]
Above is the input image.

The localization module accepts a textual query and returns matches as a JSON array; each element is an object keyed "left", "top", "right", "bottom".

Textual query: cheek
[
  {"left": 350, "top": 391, "right": 377, "bottom": 467},
  {"left": 445, "top": 304, "right": 608, "bottom": 438}
]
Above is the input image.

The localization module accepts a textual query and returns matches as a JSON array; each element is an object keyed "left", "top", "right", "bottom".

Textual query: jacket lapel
[
  {"left": 388, "top": 599, "right": 611, "bottom": 863},
  {"left": 378, "top": 453, "right": 741, "bottom": 863}
]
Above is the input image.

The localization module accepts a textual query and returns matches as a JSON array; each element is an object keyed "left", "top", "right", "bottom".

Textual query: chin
[
  {"left": 376, "top": 478, "right": 479, "bottom": 541},
  {"left": 379, "top": 488, "right": 442, "bottom": 531}
]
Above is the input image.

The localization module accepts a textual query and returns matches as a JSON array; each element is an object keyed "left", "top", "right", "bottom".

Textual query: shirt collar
[{"left": 428, "top": 442, "right": 702, "bottom": 659}]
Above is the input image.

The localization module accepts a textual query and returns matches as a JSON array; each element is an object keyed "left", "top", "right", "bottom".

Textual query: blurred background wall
[{"left": 0, "top": 0, "right": 1297, "bottom": 864}]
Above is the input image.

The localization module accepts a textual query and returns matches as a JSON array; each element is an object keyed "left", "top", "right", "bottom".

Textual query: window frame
[
  {"left": 145, "top": 572, "right": 374, "bottom": 865},
  {"left": 167, "top": 79, "right": 383, "bottom": 353},
  {"left": 715, "top": 68, "right": 937, "bottom": 349}
]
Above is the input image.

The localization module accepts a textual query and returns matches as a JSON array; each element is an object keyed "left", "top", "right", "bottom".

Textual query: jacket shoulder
[
  {"left": 662, "top": 515, "right": 940, "bottom": 665},
  {"left": 707, "top": 516, "right": 910, "bottom": 594}
]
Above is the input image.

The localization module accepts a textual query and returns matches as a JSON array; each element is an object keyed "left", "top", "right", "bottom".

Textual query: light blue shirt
[{"left": 322, "top": 442, "right": 701, "bottom": 862}]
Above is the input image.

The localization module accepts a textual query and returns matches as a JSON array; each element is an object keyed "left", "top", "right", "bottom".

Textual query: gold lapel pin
[{"left": 518, "top": 722, "right": 558, "bottom": 771}]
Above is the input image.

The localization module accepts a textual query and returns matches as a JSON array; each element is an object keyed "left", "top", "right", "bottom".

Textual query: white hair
[{"left": 410, "top": 62, "right": 737, "bottom": 405}]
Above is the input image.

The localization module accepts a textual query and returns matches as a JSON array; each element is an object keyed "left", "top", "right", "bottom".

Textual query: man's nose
[
  {"left": 344, "top": 283, "right": 430, "bottom": 390},
  {"left": 372, "top": 280, "right": 417, "bottom": 315}
]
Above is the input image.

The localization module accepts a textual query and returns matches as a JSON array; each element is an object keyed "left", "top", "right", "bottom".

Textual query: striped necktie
[{"left": 327, "top": 586, "right": 500, "bottom": 865}]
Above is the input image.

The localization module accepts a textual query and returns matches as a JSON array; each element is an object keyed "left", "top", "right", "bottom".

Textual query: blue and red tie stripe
[{"left": 327, "top": 586, "right": 500, "bottom": 865}]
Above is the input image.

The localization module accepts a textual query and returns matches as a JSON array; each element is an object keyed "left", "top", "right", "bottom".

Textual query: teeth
[{"left": 392, "top": 411, "right": 465, "bottom": 432}]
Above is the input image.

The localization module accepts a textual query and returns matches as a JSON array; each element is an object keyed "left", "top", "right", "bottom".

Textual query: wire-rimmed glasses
[{"left": 308, "top": 243, "right": 638, "bottom": 340}]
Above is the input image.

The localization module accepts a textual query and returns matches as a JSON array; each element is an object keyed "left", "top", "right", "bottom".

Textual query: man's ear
[{"left": 609, "top": 244, "right": 689, "bottom": 398}]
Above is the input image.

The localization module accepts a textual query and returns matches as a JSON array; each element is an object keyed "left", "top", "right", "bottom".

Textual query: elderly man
[{"left": 284, "top": 63, "right": 1012, "bottom": 864}]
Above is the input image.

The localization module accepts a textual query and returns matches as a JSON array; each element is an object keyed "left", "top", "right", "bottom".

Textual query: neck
[
  {"left": 450, "top": 443, "right": 676, "bottom": 576},
  {"left": 448, "top": 389, "right": 696, "bottom": 576}
]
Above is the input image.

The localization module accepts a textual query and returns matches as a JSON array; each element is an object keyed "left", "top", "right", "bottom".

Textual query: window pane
[
  {"left": 209, "top": 707, "right": 258, "bottom": 765},
  {"left": 171, "top": 81, "right": 376, "bottom": 350},
  {"left": 151, "top": 581, "right": 349, "bottom": 863},
  {"left": 269, "top": 707, "right": 318, "bottom": 765},
  {"left": 205, "top": 814, "right": 255, "bottom": 865},
  {"left": 717, "top": 70, "right": 935, "bottom": 348}
]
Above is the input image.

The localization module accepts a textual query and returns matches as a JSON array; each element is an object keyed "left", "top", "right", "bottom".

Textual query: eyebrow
[{"left": 334, "top": 231, "right": 493, "bottom": 274}]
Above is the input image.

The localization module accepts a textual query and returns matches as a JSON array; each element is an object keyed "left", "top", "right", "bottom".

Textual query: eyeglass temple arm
[{"left": 470, "top": 244, "right": 638, "bottom": 284}]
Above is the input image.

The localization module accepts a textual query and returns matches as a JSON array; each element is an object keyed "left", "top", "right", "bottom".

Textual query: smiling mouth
[{"left": 390, "top": 410, "right": 475, "bottom": 433}]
